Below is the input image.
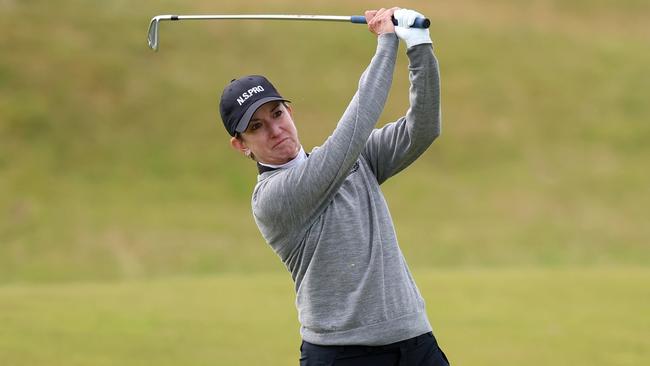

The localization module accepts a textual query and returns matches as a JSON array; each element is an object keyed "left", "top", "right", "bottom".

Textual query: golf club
[{"left": 147, "top": 14, "right": 431, "bottom": 51}]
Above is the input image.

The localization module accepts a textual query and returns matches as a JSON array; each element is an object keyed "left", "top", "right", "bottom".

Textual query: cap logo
[{"left": 236, "top": 85, "right": 265, "bottom": 106}]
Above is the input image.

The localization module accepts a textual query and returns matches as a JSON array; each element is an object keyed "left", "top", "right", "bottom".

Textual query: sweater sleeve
[
  {"left": 361, "top": 43, "right": 441, "bottom": 184},
  {"left": 252, "top": 34, "right": 399, "bottom": 253}
]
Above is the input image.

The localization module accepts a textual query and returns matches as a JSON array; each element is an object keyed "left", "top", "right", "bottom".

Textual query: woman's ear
[{"left": 230, "top": 136, "right": 249, "bottom": 156}]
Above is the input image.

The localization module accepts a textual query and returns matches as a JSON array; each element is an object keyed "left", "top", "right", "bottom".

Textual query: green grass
[
  {"left": 1, "top": 1, "right": 648, "bottom": 364},
  {"left": 1, "top": 268, "right": 648, "bottom": 365},
  {"left": 1, "top": 0, "right": 649, "bottom": 362}
]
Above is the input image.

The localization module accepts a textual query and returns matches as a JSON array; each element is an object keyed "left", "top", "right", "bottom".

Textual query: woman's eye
[
  {"left": 250, "top": 123, "right": 261, "bottom": 131},
  {"left": 273, "top": 110, "right": 283, "bottom": 118}
]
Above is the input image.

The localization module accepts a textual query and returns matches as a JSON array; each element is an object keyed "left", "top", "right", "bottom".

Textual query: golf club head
[{"left": 147, "top": 16, "right": 162, "bottom": 51}]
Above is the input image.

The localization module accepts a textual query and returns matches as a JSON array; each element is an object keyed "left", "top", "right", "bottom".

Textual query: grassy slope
[
  {"left": 1, "top": 269, "right": 648, "bottom": 365},
  {"left": 1, "top": 3, "right": 648, "bottom": 362},
  {"left": 1, "top": 0, "right": 649, "bottom": 282}
]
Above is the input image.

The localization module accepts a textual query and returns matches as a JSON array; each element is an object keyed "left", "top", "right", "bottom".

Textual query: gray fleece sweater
[{"left": 252, "top": 33, "right": 441, "bottom": 346}]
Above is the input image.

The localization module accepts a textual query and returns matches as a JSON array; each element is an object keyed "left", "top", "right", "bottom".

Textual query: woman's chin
[{"left": 268, "top": 149, "right": 298, "bottom": 165}]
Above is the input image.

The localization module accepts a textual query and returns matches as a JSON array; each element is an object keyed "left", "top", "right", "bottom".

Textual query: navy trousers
[{"left": 299, "top": 332, "right": 450, "bottom": 366}]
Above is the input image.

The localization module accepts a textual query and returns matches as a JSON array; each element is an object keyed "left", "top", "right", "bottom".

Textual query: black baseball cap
[{"left": 219, "top": 75, "right": 290, "bottom": 136}]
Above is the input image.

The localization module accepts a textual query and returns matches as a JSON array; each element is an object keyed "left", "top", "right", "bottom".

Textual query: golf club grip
[{"left": 350, "top": 15, "right": 430, "bottom": 29}]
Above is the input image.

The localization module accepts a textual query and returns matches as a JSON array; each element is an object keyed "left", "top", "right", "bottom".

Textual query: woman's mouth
[{"left": 273, "top": 138, "right": 290, "bottom": 149}]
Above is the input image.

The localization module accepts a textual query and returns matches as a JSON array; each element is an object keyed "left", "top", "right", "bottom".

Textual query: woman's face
[{"left": 231, "top": 101, "right": 301, "bottom": 165}]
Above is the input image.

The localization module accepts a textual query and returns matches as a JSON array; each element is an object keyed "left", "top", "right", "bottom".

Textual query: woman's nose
[{"left": 268, "top": 121, "right": 283, "bottom": 136}]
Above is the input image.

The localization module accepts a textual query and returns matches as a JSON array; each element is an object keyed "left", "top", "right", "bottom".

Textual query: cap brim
[{"left": 235, "top": 97, "right": 291, "bottom": 134}]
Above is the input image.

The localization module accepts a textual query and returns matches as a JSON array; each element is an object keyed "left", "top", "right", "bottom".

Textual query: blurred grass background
[{"left": 0, "top": 0, "right": 648, "bottom": 365}]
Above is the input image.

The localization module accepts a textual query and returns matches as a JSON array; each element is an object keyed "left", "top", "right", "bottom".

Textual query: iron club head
[
  {"left": 147, "top": 15, "right": 174, "bottom": 51},
  {"left": 147, "top": 16, "right": 160, "bottom": 51}
]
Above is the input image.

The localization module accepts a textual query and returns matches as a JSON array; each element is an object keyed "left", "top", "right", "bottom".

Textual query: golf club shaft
[
  {"left": 148, "top": 14, "right": 431, "bottom": 51},
  {"left": 163, "top": 14, "right": 430, "bottom": 28}
]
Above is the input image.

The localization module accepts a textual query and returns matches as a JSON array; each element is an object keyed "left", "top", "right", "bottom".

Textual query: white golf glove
[{"left": 393, "top": 9, "right": 432, "bottom": 48}]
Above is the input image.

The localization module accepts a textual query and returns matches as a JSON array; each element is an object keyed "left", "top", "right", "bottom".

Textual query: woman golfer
[{"left": 219, "top": 7, "right": 447, "bottom": 365}]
